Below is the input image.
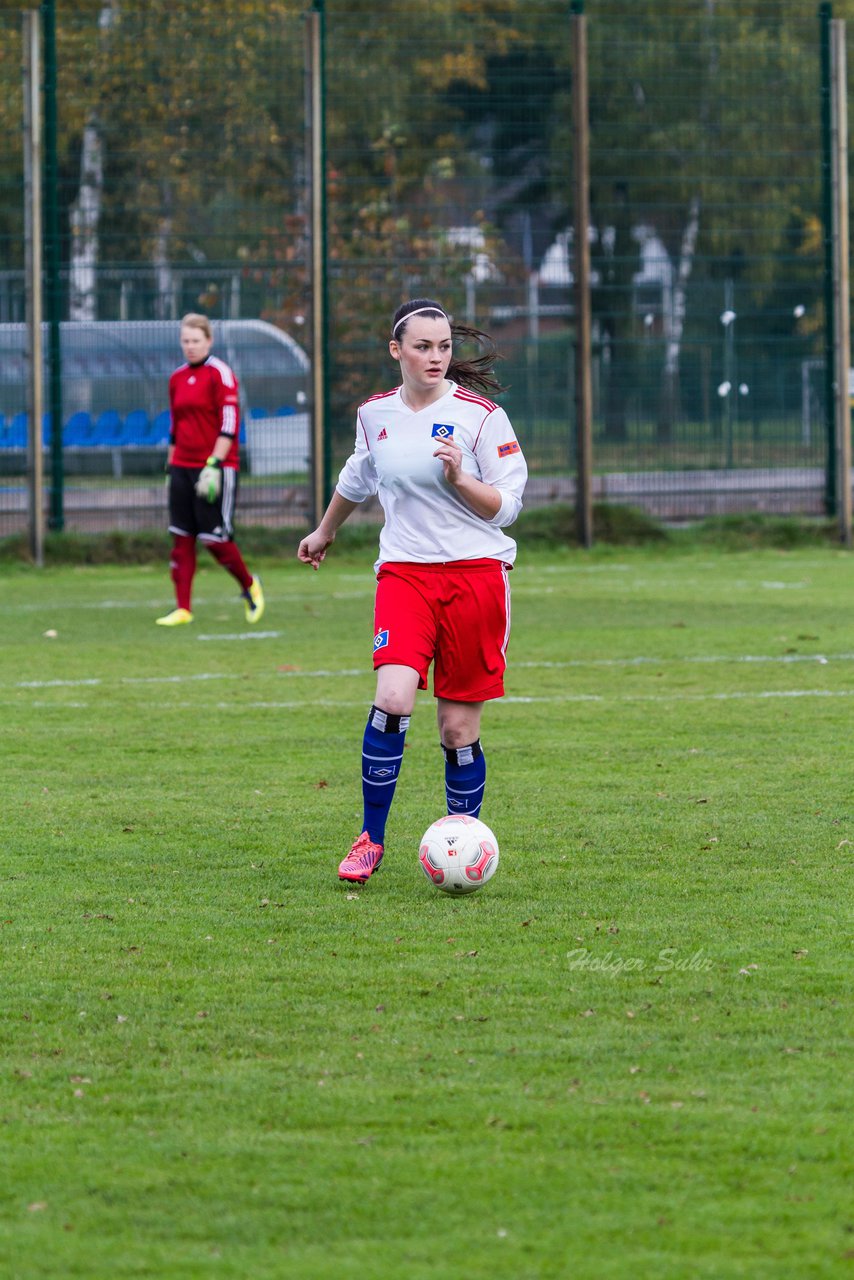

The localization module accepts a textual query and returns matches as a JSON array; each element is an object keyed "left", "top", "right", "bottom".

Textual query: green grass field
[{"left": 1, "top": 541, "right": 852, "bottom": 1279}]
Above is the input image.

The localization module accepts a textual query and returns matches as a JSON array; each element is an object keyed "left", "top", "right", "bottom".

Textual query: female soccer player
[
  {"left": 297, "top": 297, "right": 528, "bottom": 882},
  {"left": 157, "top": 313, "right": 264, "bottom": 627}
]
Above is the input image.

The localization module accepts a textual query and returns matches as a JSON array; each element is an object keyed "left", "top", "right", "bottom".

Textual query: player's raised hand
[{"left": 433, "top": 440, "right": 463, "bottom": 484}]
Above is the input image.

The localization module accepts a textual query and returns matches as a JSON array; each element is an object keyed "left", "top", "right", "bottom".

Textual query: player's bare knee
[
  {"left": 439, "top": 719, "right": 480, "bottom": 750},
  {"left": 375, "top": 665, "right": 418, "bottom": 714},
  {"left": 437, "top": 699, "right": 484, "bottom": 749}
]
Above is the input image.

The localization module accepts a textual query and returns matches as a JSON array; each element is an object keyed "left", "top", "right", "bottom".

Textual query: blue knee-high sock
[
  {"left": 443, "top": 740, "right": 486, "bottom": 817},
  {"left": 361, "top": 705, "right": 409, "bottom": 845}
]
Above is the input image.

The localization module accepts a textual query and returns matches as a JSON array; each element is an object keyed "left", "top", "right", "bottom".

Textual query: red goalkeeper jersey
[{"left": 169, "top": 355, "right": 241, "bottom": 469}]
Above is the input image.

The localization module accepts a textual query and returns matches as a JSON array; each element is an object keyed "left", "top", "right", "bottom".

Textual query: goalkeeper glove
[{"left": 195, "top": 456, "right": 222, "bottom": 502}]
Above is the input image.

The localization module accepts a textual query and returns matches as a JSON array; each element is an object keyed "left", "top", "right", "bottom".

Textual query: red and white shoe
[{"left": 338, "top": 831, "right": 384, "bottom": 883}]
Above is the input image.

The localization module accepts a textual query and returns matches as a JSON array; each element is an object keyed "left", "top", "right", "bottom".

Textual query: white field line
[
  {"left": 8, "top": 589, "right": 371, "bottom": 614},
  {"left": 11, "top": 668, "right": 368, "bottom": 690},
  {"left": 515, "top": 653, "right": 843, "bottom": 668},
  {"left": 7, "top": 650, "right": 854, "bottom": 692},
  {"left": 7, "top": 678, "right": 854, "bottom": 710},
  {"left": 48, "top": 689, "right": 844, "bottom": 712},
  {"left": 196, "top": 631, "right": 282, "bottom": 641},
  {"left": 220, "top": 690, "right": 854, "bottom": 711},
  {"left": 501, "top": 689, "right": 854, "bottom": 705},
  {"left": 8, "top": 688, "right": 854, "bottom": 713},
  {"left": 6, "top": 566, "right": 823, "bottom": 615}
]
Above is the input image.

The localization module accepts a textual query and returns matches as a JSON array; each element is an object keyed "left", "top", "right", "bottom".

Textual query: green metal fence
[{"left": 0, "top": 1, "right": 848, "bottom": 539}]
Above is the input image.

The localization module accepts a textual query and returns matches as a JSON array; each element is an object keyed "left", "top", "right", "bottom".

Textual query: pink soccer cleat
[{"left": 338, "top": 831, "right": 384, "bottom": 883}]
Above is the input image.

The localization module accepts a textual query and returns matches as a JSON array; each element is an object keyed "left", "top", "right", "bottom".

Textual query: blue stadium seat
[
  {"left": 148, "top": 409, "right": 171, "bottom": 446},
  {"left": 63, "top": 411, "right": 94, "bottom": 446},
  {"left": 42, "top": 412, "right": 53, "bottom": 446},
  {"left": 249, "top": 406, "right": 269, "bottom": 419},
  {"left": 122, "top": 409, "right": 150, "bottom": 444},
  {"left": 274, "top": 405, "right": 297, "bottom": 417},
  {"left": 8, "top": 412, "right": 27, "bottom": 448},
  {"left": 90, "top": 409, "right": 123, "bottom": 446}
]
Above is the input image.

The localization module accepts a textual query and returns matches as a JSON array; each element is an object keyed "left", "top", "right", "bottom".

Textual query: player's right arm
[
  {"left": 298, "top": 411, "right": 377, "bottom": 569},
  {"left": 166, "top": 374, "right": 176, "bottom": 467},
  {"left": 297, "top": 489, "right": 360, "bottom": 569}
]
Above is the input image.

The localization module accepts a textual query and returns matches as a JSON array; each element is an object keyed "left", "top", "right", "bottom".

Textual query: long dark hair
[{"left": 390, "top": 298, "right": 506, "bottom": 397}]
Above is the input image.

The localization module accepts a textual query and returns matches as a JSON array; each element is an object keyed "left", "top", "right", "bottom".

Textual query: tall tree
[{"left": 68, "top": 0, "right": 116, "bottom": 322}]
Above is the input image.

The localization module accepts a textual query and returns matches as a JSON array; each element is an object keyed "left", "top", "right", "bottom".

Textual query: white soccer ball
[{"left": 418, "top": 815, "right": 499, "bottom": 895}]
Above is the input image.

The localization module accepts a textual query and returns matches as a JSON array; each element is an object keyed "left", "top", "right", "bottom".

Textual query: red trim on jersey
[
  {"left": 358, "top": 388, "right": 396, "bottom": 450},
  {"left": 356, "top": 408, "right": 371, "bottom": 450},
  {"left": 454, "top": 386, "right": 499, "bottom": 448},
  {"left": 453, "top": 386, "right": 498, "bottom": 413},
  {"left": 361, "top": 388, "right": 397, "bottom": 407}
]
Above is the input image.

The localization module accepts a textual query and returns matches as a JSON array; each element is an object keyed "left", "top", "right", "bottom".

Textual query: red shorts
[{"left": 373, "top": 559, "right": 512, "bottom": 702}]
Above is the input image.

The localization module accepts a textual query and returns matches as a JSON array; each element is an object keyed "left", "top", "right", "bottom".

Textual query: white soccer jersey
[{"left": 335, "top": 381, "right": 528, "bottom": 567}]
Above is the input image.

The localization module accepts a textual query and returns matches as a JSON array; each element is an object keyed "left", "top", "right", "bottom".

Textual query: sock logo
[{"left": 373, "top": 629, "right": 389, "bottom": 652}]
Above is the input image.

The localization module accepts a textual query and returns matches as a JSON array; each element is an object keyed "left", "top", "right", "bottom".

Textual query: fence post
[
  {"left": 831, "top": 18, "right": 851, "bottom": 545},
  {"left": 42, "top": 0, "right": 64, "bottom": 531},
  {"left": 307, "top": 0, "right": 330, "bottom": 526},
  {"left": 572, "top": 0, "right": 593, "bottom": 548},
  {"left": 23, "top": 10, "right": 45, "bottom": 566}
]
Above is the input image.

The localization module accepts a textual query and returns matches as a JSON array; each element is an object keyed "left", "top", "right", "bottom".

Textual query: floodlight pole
[
  {"left": 572, "top": 1, "right": 593, "bottom": 549},
  {"left": 23, "top": 9, "right": 45, "bottom": 566},
  {"left": 830, "top": 18, "right": 851, "bottom": 545},
  {"left": 820, "top": 2, "right": 838, "bottom": 519},
  {"left": 42, "top": 0, "right": 65, "bottom": 531},
  {"left": 307, "top": 0, "right": 331, "bottom": 527}
]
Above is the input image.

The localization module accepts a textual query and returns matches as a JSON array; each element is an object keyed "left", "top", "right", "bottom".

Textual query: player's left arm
[
  {"left": 210, "top": 368, "right": 240, "bottom": 464},
  {"left": 195, "top": 366, "right": 240, "bottom": 501},
  {"left": 434, "top": 407, "right": 527, "bottom": 525}
]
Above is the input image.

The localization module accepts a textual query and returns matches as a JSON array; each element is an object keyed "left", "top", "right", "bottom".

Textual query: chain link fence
[{"left": 0, "top": 0, "right": 847, "bottom": 539}]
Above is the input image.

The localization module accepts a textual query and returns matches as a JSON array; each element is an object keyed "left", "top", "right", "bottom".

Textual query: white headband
[{"left": 392, "top": 306, "right": 449, "bottom": 337}]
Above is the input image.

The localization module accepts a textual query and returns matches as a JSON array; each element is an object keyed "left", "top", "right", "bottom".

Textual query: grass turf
[{"left": 0, "top": 543, "right": 852, "bottom": 1278}]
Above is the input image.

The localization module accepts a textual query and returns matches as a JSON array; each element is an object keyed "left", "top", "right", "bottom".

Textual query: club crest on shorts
[
  {"left": 373, "top": 629, "right": 389, "bottom": 652},
  {"left": 431, "top": 423, "right": 455, "bottom": 440}
]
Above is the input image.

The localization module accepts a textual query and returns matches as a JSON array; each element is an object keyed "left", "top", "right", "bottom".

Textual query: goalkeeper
[{"left": 156, "top": 313, "right": 264, "bottom": 627}]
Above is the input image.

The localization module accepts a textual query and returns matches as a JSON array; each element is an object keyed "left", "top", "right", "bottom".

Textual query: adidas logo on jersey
[{"left": 376, "top": 428, "right": 388, "bottom": 441}]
